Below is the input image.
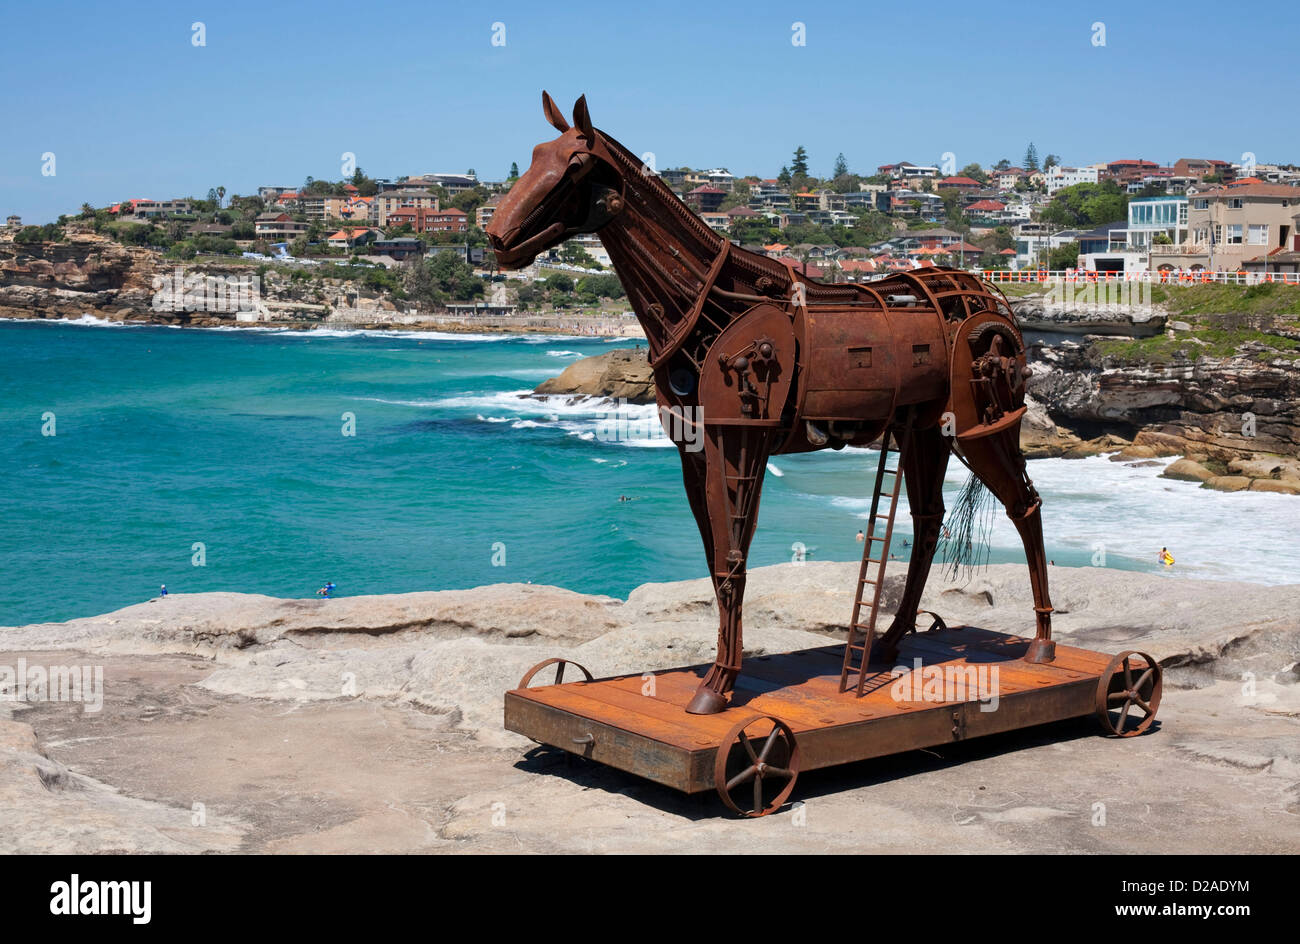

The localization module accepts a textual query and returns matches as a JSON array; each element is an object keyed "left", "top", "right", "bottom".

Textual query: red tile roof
[
  {"left": 775, "top": 257, "right": 825, "bottom": 278},
  {"left": 1194, "top": 184, "right": 1299, "bottom": 200},
  {"left": 937, "top": 176, "right": 982, "bottom": 187},
  {"left": 966, "top": 200, "right": 1006, "bottom": 212}
]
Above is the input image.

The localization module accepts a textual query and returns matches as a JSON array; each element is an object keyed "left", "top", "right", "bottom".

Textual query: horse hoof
[
  {"left": 1024, "top": 638, "right": 1056, "bottom": 664},
  {"left": 686, "top": 688, "right": 729, "bottom": 715}
]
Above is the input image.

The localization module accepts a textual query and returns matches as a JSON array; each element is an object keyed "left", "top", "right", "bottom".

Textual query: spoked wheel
[
  {"left": 916, "top": 609, "right": 951, "bottom": 633},
  {"left": 517, "top": 658, "right": 594, "bottom": 690},
  {"left": 714, "top": 714, "right": 800, "bottom": 817},
  {"left": 1096, "top": 650, "right": 1162, "bottom": 737}
]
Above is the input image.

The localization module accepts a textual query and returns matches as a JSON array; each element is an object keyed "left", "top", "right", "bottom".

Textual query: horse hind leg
[
  {"left": 877, "top": 423, "right": 951, "bottom": 662},
  {"left": 957, "top": 427, "right": 1056, "bottom": 663}
]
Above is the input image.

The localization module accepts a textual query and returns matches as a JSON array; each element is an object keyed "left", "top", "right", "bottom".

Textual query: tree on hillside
[
  {"left": 1039, "top": 180, "right": 1128, "bottom": 226},
  {"left": 452, "top": 187, "right": 489, "bottom": 216},
  {"left": 994, "top": 158, "right": 1011, "bottom": 171},
  {"left": 833, "top": 153, "right": 848, "bottom": 178},
  {"left": 1024, "top": 143, "right": 1039, "bottom": 172},
  {"left": 350, "top": 168, "right": 378, "bottom": 197},
  {"left": 719, "top": 180, "right": 752, "bottom": 211},
  {"left": 559, "top": 242, "right": 600, "bottom": 269},
  {"left": 728, "top": 216, "right": 776, "bottom": 245},
  {"left": 777, "top": 165, "right": 792, "bottom": 187},
  {"left": 791, "top": 146, "right": 809, "bottom": 179},
  {"left": 1042, "top": 154, "right": 1060, "bottom": 170},
  {"left": 959, "top": 163, "right": 988, "bottom": 184},
  {"left": 406, "top": 250, "right": 486, "bottom": 305},
  {"left": 509, "top": 162, "right": 520, "bottom": 179},
  {"left": 576, "top": 274, "right": 625, "bottom": 301},
  {"left": 1048, "top": 241, "right": 1081, "bottom": 270}
]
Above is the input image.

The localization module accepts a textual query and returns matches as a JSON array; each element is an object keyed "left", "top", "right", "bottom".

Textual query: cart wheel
[
  {"left": 517, "top": 658, "right": 593, "bottom": 690},
  {"left": 1096, "top": 651, "right": 1161, "bottom": 737},
  {"left": 714, "top": 714, "right": 800, "bottom": 818},
  {"left": 916, "top": 609, "right": 951, "bottom": 633}
]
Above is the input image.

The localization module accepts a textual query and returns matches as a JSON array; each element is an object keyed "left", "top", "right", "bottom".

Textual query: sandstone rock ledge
[
  {"left": 533, "top": 347, "right": 654, "bottom": 404},
  {"left": 2, "top": 563, "right": 1297, "bottom": 854}
]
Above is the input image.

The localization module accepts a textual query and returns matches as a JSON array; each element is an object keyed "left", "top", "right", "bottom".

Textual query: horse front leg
[{"left": 685, "top": 424, "right": 774, "bottom": 715}]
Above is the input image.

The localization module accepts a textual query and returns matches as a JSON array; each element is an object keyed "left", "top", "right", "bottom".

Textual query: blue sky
[{"left": 2, "top": 0, "right": 1296, "bottom": 224}]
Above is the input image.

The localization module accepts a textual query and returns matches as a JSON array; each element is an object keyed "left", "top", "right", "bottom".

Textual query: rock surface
[
  {"left": 3, "top": 562, "right": 1298, "bottom": 853},
  {"left": 1010, "top": 293, "right": 1166, "bottom": 337},
  {"left": 533, "top": 347, "right": 654, "bottom": 403},
  {"left": 1026, "top": 338, "right": 1300, "bottom": 460}
]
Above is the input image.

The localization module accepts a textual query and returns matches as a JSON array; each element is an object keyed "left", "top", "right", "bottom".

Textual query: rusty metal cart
[{"left": 505, "top": 634, "right": 1161, "bottom": 817}]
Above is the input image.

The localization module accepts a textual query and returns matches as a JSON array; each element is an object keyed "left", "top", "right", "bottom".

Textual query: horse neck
[{"left": 593, "top": 142, "right": 729, "bottom": 357}]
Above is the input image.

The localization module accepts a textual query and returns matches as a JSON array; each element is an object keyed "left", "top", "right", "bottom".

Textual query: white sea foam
[
  {"left": 546, "top": 350, "right": 583, "bottom": 357},
  {"left": 2, "top": 313, "right": 141, "bottom": 328},
  {"left": 807, "top": 454, "right": 1297, "bottom": 585}
]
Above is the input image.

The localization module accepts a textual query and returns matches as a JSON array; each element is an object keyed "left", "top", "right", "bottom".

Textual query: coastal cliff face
[
  {"left": 1027, "top": 340, "right": 1300, "bottom": 459},
  {"left": 0, "top": 233, "right": 349, "bottom": 327},
  {"left": 0, "top": 232, "right": 159, "bottom": 321}
]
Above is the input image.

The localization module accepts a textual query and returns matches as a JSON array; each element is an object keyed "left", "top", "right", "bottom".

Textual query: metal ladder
[{"left": 839, "top": 426, "right": 907, "bottom": 696}]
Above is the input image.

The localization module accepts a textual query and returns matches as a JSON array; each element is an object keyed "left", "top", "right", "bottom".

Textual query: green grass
[
  {"left": 1162, "top": 282, "right": 1300, "bottom": 322},
  {"left": 1091, "top": 325, "right": 1300, "bottom": 365},
  {"left": 990, "top": 282, "right": 1050, "bottom": 298}
]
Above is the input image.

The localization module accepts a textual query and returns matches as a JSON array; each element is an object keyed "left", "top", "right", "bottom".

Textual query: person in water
[
  {"left": 1159, "top": 547, "right": 1174, "bottom": 566},
  {"left": 856, "top": 530, "right": 865, "bottom": 542}
]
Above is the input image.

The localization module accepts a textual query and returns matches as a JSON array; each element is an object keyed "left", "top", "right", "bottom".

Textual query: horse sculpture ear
[
  {"left": 572, "top": 95, "right": 594, "bottom": 143},
  {"left": 542, "top": 90, "right": 570, "bottom": 133}
]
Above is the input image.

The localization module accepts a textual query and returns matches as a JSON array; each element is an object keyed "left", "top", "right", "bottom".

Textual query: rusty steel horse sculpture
[{"left": 488, "top": 93, "right": 1056, "bottom": 715}]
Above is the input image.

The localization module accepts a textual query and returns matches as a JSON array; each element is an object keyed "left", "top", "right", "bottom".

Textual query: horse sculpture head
[{"left": 487, "top": 91, "right": 626, "bottom": 270}]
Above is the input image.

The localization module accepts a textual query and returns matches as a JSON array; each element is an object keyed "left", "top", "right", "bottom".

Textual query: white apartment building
[{"left": 1045, "top": 165, "right": 1100, "bottom": 195}]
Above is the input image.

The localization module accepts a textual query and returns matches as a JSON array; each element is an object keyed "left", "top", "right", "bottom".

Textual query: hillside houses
[{"left": 62, "top": 138, "right": 1297, "bottom": 281}]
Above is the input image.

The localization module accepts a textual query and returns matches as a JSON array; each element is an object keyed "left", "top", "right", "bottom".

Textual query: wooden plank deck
[{"left": 504, "top": 627, "right": 1111, "bottom": 794}]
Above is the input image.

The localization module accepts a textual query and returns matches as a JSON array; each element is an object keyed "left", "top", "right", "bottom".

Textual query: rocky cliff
[
  {"left": 0, "top": 232, "right": 361, "bottom": 327},
  {"left": 1027, "top": 338, "right": 1300, "bottom": 460},
  {"left": 533, "top": 347, "right": 655, "bottom": 403},
  {"left": 0, "top": 232, "right": 159, "bottom": 321}
]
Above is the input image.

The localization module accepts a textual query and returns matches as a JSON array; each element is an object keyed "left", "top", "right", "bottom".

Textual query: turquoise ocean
[{"left": 2, "top": 318, "right": 1295, "bottom": 627}]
